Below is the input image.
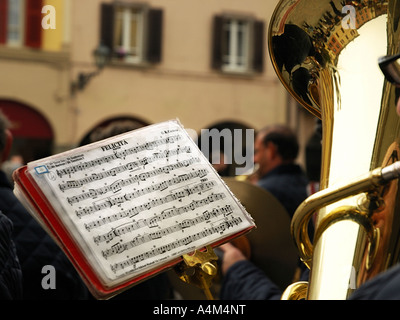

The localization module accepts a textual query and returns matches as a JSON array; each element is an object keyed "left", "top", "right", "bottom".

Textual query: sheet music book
[{"left": 12, "top": 119, "right": 255, "bottom": 299}]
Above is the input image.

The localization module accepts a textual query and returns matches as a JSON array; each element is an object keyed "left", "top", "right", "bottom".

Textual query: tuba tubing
[
  {"left": 269, "top": 0, "right": 400, "bottom": 299},
  {"left": 285, "top": 161, "right": 400, "bottom": 299},
  {"left": 292, "top": 166, "right": 385, "bottom": 269}
]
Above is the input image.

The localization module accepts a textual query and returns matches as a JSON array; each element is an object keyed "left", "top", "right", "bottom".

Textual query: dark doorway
[{"left": 0, "top": 100, "right": 54, "bottom": 163}]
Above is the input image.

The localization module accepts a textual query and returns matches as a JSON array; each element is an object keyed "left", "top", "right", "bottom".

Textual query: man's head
[
  {"left": 87, "top": 120, "right": 145, "bottom": 144},
  {"left": 254, "top": 124, "right": 299, "bottom": 177},
  {"left": 0, "top": 112, "right": 12, "bottom": 163}
]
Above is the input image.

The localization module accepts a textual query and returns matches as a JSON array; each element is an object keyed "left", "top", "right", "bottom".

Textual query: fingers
[{"left": 218, "top": 242, "right": 236, "bottom": 252}]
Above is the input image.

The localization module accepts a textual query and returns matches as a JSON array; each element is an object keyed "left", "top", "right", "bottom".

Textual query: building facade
[{"left": 0, "top": 0, "right": 314, "bottom": 170}]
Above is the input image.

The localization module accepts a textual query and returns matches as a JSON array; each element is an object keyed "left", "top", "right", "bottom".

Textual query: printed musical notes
[{"left": 26, "top": 120, "right": 255, "bottom": 286}]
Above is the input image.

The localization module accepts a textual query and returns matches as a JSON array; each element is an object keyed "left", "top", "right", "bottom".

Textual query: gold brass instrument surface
[
  {"left": 269, "top": 0, "right": 400, "bottom": 299},
  {"left": 173, "top": 246, "right": 219, "bottom": 300}
]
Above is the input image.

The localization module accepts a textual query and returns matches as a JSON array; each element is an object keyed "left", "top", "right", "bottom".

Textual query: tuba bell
[{"left": 269, "top": 0, "right": 400, "bottom": 299}]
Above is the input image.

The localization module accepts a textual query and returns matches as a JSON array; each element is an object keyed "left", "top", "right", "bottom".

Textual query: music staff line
[
  {"left": 101, "top": 204, "right": 235, "bottom": 259},
  {"left": 91, "top": 192, "right": 228, "bottom": 242},
  {"left": 75, "top": 179, "right": 216, "bottom": 219},
  {"left": 58, "top": 157, "right": 200, "bottom": 192},
  {"left": 110, "top": 216, "right": 244, "bottom": 274},
  {"left": 52, "top": 134, "right": 184, "bottom": 178},
  {"left": 85, "top": 192, "right": 227, "bottom": 233},
  {"left": 66, "top": 160, "right": 204, "bottom": 205}
]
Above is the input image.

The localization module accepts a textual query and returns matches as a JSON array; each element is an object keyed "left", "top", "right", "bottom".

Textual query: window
[
  {"left": 212, "top": 15, "right": 264, "bottom": 74},
  {"left": 222, "top": 19, "right": 250, "bottom": 72},
  {"left": 0, "top": 0, "right": 43, "bottom": 48},
  {"left": 114, "top": 6, "right": 144, "bottom": 63},
  {"left": 101, "top": 2, "right": 163, "bottom": 65},
  {"left": 7, "top": 0, "right": 25, "bottom": 45}
]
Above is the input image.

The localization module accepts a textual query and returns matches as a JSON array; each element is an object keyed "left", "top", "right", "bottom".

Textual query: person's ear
[{"left": 266, "top": 141, "right": 278, "bottom": 159}]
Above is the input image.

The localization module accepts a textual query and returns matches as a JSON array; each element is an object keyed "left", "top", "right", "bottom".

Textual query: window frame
[
  {"left": 100, "top": 2, "right": 163, "bottom": 66},
  {"left": 221, "top": 18, "right": 251, "bottom": 73},
  {"left": 212, "top": 14, "right": 265, "bottom": 75},
  {"left": 0, "top": 0, "right": 42, "bottom": 48},
  {"left": 113, "top": 3, "right": 148, "bottom": 64},
  {"left": 6, "top": 0, "right": 25, "bottom": 46}
]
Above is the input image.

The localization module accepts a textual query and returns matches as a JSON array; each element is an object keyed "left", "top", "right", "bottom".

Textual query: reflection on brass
[
  {"left": 269, "top": 0, "right": 390, "bottom": 118},
  {"left": 269, "top": 0, "right": 400, "bottom": 299},
  {"left": 281, "top": 281, "right": 308, "bottom": 300},
  {"left": 314, "top": 205, "right": 380, "bottom": 271},
  {"left": 290, "top": 168, "right": 384, "bottom": 269},
  {"left": 174, "top": 246, "right": 218, "bottom": 300}
]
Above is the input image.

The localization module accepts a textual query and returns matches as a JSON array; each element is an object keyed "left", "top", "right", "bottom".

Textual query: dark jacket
[
  {"left": 2, "top": 169, "right": 173, "bottom": 300},
  {"left": 257, "top": 164, "right": 309, "bottom": 217},
  {"left": 0, "top": 212, "right": 23, "bottom": 299},
  {"left": 349, "top": 264, "right": 400, "bottom": 300},
  {"left": 0, "top": 170, "right": 89, "bottom": 299},
  {"left": 221, "top": 260, "right": 400, "bottom": 300},
  {"left": 220, "top": 259, "right": 309, "bottom": 300},
  {"left": 220, "top": 164, "right": 310, "bottom": 300}
]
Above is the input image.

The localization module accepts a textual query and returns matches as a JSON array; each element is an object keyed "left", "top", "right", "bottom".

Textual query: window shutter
[
  {"left": 100, "top": 3, "right": 114, "bottom": 55},
  {"left": 252, "top": 20, "right": 265, "bottom": 73},
  {"left": 211, "top": 15, "right": 224, "bottom": 70},
  {"left": 146, "top": 9, "right": 163, "bottom": 63},
  {"left": 0, "top": 0, "right": 7, "bottom": 44},
  {"left": 25, "top": 0, "right": 43, "bottom": 48}
]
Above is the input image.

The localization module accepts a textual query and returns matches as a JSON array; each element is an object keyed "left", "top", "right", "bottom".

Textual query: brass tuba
[{"left": 269, "top": 0, "right": 400, "bottom": 299}]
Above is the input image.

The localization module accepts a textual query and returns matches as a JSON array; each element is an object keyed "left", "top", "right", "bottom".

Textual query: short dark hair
[
  {"left": 89, "top": 120, "right": 145, "bottom": 143},
  {"left": 261, "top": 124, "right": 299, "bottom": 161},
  {"left": 0, "top": 111, "right": 10, "bottom": 153}
]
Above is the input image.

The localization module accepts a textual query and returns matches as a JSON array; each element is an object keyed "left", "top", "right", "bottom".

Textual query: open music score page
[{"left": 13, "top": 120, "right": 255, "bottom": 298}]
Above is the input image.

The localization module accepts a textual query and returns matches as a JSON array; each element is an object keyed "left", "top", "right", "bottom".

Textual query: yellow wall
[{"left": 42, "top": 0, "right": 64, "bottom": 51}]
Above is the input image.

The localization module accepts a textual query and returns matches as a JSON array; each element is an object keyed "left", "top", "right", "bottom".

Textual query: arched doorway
[
  {"left": 0, "top": 100, "right": 54, "bottom": 163},
  {"left": 79, "top": 115, "right": 151, "bottom": 146}
]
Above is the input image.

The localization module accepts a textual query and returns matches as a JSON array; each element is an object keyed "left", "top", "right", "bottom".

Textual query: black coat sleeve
[
  {"left": 0, "top": 213, "right": 23, "bottom": 300},
  {"left": 220, "top": 260, "right": 283, "bottom": 300}
]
